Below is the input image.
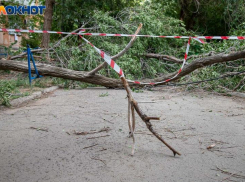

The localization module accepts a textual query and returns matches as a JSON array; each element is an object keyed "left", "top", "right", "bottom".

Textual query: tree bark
[
  {"left": 0, "top": 59, "right": 124, "bottom": 87},
  {"left": 1, "top": 50, "right": 245, "bottom": 87},
  {"left": 41, "top": 0, "right": 55, "bottom": 48}
]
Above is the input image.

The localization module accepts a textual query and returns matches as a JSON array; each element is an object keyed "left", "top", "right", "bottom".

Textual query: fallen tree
[{"left": 1, "top": 50, "right": 245, "bottom": 87}]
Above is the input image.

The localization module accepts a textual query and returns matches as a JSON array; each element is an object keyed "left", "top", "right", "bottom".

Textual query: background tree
[
  {"left": 41, "top": 0, "right": 55, "bottom": 48},
  {"left": 153, "top": 0, "right": 245, "bottom": 35}
]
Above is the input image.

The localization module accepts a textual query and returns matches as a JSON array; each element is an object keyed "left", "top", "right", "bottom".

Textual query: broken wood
[
  {"left": 73, "top": 127, "right": 111, "bottom": 135},
  {"left": 87, "top": 135, "right": 110, "bottom": 139},
  {"left": 98, "top": 148, "right": 107, "bottom": 152},
  {"left": 83, "top": 144, "right": 98, "bottom": 149},
  {"left": 90, "top": 157, "right": 106, "bottom": 165},
  {"left": 29, "top": 127, "right": 48, "bottom": 132},
  {"left": 215, "top": 166, "right": 245, "bottom": 180}
]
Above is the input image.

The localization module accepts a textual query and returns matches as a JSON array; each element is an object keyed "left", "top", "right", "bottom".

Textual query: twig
[
  {"left": 211, "top": 139, "right": 228, "bottom": 144},
  {"left": 216, "top": 166, "right": 245, "bottom": 179},
  {"left": 98, "top": 148, "right": 107, "bottom": 152},
  {"left": 52, "top": 27, "right": 85, "bottom": 48},
  {"left": 102, "top": 118, "right": 114, "bottom": 124},
  {"left": 87, "top": 135, "right": 110, "bottom": 139},
  {"left": 83, "top": 144, "right": 98, "bottom": 149},
  {"left": 73, "top": 127, "right": 111, "bottom": 135},
  {"left": 233, "top": 76, "right": 245, "bottom": 91},
  {"left": 10, "top": 48, "right": 45, "bottom": 60},
  {"left": 29, "top": 127, "right": 48, "bottom": 132},
  {"left": 113, "top": 23, "right": 143, "bottom": 60},
  {"left": 90, "top": 157, "right": 106, "bottom": 165},
  {"left": 53, "top": 48, "right": 66, "bottom": 68},
  {"left": 164, "top": 128, "right": 177, "bottom": 138},
  {"left": 220, "top": 172, "right": 237, "bottom": 182}
]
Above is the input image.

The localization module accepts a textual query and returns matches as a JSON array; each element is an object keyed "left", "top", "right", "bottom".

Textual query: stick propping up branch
[{"left": 120, "top": 76, "right": 181, "bottom": 156}]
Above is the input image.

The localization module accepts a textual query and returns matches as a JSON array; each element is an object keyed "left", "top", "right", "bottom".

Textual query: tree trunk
[
  {"left": 41, "top": 0, "right": 55, "bottom": 48},
  {"left": 1, "top": 50, "right": 245, "bottom": 87}
]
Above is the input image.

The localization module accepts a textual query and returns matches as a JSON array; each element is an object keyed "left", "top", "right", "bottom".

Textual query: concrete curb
[
  {"left": 10, "top": 86, "right": 59, "bottom": 107},
  {"left": 228, "top": 91, "right": 245, "bottom": 98}
]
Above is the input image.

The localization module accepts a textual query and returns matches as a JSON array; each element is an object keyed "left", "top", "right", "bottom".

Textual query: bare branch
[
  {"left": 112, "top": 23, "right": 143, "bottom": 60},
  {"left": 88, "top": 23, "right": 143, "bottom": 75},
  {"left": 233, "top": 76, "right": 245, "bottom": 91},
  {"left": 52, "top": 27, "right": 85, "bottom": 48},
  {"left": 10, "top": 48, "right": 45, "bottom": 60},
  {"left": 141, "top": 50, "right": 245, "bottom": 85}
]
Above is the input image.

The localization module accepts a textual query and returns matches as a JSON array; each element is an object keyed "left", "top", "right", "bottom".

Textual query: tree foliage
[{"left": 153, "top": 0, "right": 245, "bottom": 35}]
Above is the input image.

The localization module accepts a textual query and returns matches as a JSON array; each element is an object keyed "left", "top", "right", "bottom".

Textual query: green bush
[
  {"left": 21, "top": 35, "right": 41, "bottom": 48},
  {"left": 0, "top": 80, "right": 15, "bottom": 106}
]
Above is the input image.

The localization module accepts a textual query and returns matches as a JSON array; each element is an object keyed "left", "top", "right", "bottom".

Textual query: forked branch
[{"left": 120, "top": 76, "right": 181, "bottom": 156}]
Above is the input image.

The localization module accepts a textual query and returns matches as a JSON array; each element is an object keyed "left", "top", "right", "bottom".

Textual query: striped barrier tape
[
  {"left": 0, "top": 28, "right": 86, "bottom": 35},
  {"left": 0, "top": 28, "right": 204, "bottom": 42},
  {"left": 1, "top": 28, "right": 245, "bottom": 41}
]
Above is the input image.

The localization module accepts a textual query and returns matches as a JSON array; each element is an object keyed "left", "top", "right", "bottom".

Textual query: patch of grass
[
  {"left": 0, "top": 80, "right": 15, "bottom": 106},
  {"left": 99, "top": 92, "right": 109, "bottom": 97},
  {"left": 10, "top": 92, "right": 31, "bottom": 100},
  {"left": 132, "top": 88, "right": 144, "bottom": 93},
  {"left": 0, "top": 74, "right": 56, "bottom": 106}
]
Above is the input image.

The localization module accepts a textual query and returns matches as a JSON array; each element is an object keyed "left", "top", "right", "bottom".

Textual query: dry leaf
[{"left": 207, "top": 144, "right": 216, "bottom": 150}]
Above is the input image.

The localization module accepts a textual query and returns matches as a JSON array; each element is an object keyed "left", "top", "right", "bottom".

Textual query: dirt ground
[{"left": 0, "top": 87, "right": 245, "bottom": 182}]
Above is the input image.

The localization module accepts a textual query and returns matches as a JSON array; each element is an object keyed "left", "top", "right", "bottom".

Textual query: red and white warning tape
[
  {"left": 0, "top": 28, "right": 86, "bottom": 35},
  {"left": 2, "top": 28, "right": 245, "bottom": 41},
  {"left": 78, "top": 33, "right": 245, "bottom": 41},
  {"left": 193, "top": 36, "right": 245, "bottom": 40}
]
